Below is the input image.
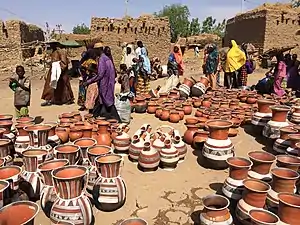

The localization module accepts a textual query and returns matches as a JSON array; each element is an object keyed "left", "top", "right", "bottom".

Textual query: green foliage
[
  {"left": 72, "top": 23, "right": 90, "bottom": 34},
  {"left": 201, "top": 17, "right": 226, "bottom": 37},
  {"left": 292, "top": 0, "right": 300, "bottom": 7},
  {"left": 189, "top": 18, "right": 201, "bottom": 36}
]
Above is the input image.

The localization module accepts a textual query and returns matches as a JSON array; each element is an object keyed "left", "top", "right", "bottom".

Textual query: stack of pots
[
  {"left": 291, "top": 105, "right": 300, "bottom": 124},
  {"left": 287, "top": 134, "right": 300, "bottom": 156},
  {"left": 179, "top": 77, "right": 196, "bottom": 98},
  {"left": 251, "top": 99, "right": 275, "bottom": 128},
  {"left": 191, "top": 76, "right": 210, "bottom": 97},
  {"left": 273, "top": 126, "right": 298, "bottom": 154}
]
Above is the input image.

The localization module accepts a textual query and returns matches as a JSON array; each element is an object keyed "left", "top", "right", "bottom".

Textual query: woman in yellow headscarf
[{"left": 224, "top": 40, "right": 246, "bottom": 89}]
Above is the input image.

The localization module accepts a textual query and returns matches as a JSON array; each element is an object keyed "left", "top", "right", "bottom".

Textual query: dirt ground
[{"left": 0, "top": 62, "right": 268, "bottom": 224}]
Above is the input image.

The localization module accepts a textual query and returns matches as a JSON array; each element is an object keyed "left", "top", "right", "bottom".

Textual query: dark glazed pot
[
  {"left": 205, "top": 120, "right": 232, "bottom": 140},
  {"left": 278, "top": 193, "right": 300, "bottom": 225}
]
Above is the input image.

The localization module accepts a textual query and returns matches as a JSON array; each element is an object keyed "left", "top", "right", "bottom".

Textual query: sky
[{"left": 0, "top": 0, "right": 291, "bottom": 32}]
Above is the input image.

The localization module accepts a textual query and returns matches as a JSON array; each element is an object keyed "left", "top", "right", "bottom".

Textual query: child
[
  {"left": 9, "top": 66, "right": 31, "bottom": 118},
  {"left": 118, "top": 64, "right": 135, "bottom": 95}
]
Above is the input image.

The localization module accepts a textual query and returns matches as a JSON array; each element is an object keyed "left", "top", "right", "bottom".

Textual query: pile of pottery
[{"left": 128, "top": 124, "right": 186, "bottom": 172}]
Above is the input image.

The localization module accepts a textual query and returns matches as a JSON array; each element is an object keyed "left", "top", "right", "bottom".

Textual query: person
[
  {"left": 194, "top": 46, "right": 199, "bottom": 57},
  {"left": 118, "top": 64, "right": 135, "bottom": 96},
  {"left": 84, "top": 44, "right": 120, "bottom": 121},
  {"left": 103, "top": 46, "right": 118, "bottom": 78},
  {"left": 120, "top": 42, "right": 127, "bottom": 65},
  {"left": 135, "top": 41, "right": 151, "bottom": 95},
  {"left": 205, "top": 44, "right": 219, "bottom": 89},
  {"left": 287, "top": 54, "right": 300, "bottom": 92},
  {"left": 273, "top": 52, "right": 287, "bottom": 97},
  {"left": 41, "top": 42, "right": 74, "bottom": 106},
  {"left": 84, "top": 61, "right": 99, "bottom": 113},
  {"left": 9, "top": 66, "right": 31, "bottom": 118},
  {"left": 224, "top": 40, "right": 246, "bottom": 89}
]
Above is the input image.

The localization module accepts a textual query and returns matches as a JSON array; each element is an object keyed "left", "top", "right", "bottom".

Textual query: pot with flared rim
[
  {"left": 270, "top": 167, "right": 299, "bottom": 194},
  {"left": 95, "top": 154, "right": 123, "bottom": 178},
  {"left": 120, "top": 218, "right": 148, "bottom": 225},
  {"left": 0, "top": 115, "right": 13, "bottom": 121},
  {"left": 248, "top": 151, "right": 276, "bottom": 176},
  {"left": 279, "top": 126, "right": 298, "bottom": 140},
  {"left": 205, "top": 119, "right": 233, "bottom": 140},
  {"left": 73, "top": 138, "right": 97, "bottom": 159},
  {"left": 276, "top": 155, "right": 300, "bottom": 172},
  {"left": 278, "top": 193, "right": 300, "bottom": 224},
  {"left": 288, "top": 134, "right": 300, "bottom": 148},
  {"left": 53, "top": 144, "right": 80, "bottom": 165},
  {"left": 249, "top": 209, "right": 279, "bottom": 225},
  {"left": 269, "top": 105, "right": 291, "bottom": 122},
  {"left": 226, "top": 157, "right": 253, "bottom": 180},
  {"left": 87, "top": 145, "right": 112, "bottom": 166},
  {"left": 0, "top": 180, "right": 9, "bottom": 209},
  {"left": 257, "top": 99, "right": 276, "bottom": 114}
]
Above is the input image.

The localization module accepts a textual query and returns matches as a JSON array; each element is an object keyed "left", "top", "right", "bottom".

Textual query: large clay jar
[
  {"left": 278, "top": 193, "right": 300, "bottom": 225},
  {"left": 155, "top": 107, "right": 163, "bottom": 118},
  {"left": 160, "top": 139, "right": 179, "bottom": 171},
  {"left": 205, "top": 119, "right": 232, "bottom": 140},
  {"left": 53, "top": 144, "right": 80, "bottom": 165},
  {"left": 200, "top": 194, "right": 233, "bottom": 225},
  {"left": 93, "top": 154, "right": 126, "bottom": 211},
  {"left": 270, "top": 105, "right": 291, "bottom": 122},
  {"left": 38, "top": 159, "right": 69, "bottom": 218},
  {"left": 169, "top": 111, "right": 181, "bottom": 123},
  {"left": 236, "top": 179, "right": 271, "bottom": 224},
  {"left": 0, "top": 180, "right": 9, "bottom": 209},
  {"left": 135, "top": 96, "right": 147, "bottom": 113},
  {"left": 276, "top": 155, "right": 300, "bottom": 172},
  {"left": 267, "top": 167, "right": 299, "bottom": 209},
  {"left": 20, "top": 149, "right": 48, "bottom": 201},
  {"left": 248, "top": 151, "right": 276, "bottom": 183},
  {"left": 69, "top": 127, "right": 83, "bottom": 142},
  {"left": 287, "top": 134, "right": 300, "bottom": 156},
  {"left": 0, "top": 201, "right": 39, "bottom": 225},
  {"left": 74, "top": 138, "right": 97, "bottom": 166},
  {"left": 183, "top": 125, "right": 198, "bottom": 145},
  {"left": 81, "top": 125, "right": 93, "bottom": 138},
  {"left": 50, "top": 165, "right": 93, "bottom": 224},
  {"left": 173, "top": 130, "right": 187, "bottom": 162},
  {"left": 222, "top": 157, "right": 253, "bottom": 201},
  {"left": 0, "top": 139, "right": 13, "bottom": 165},
  {"left": 249, "top": 209, "right": 279, "bottom": 225},
  {"left": 120, "top": 218, "right": 148, "bottom": 225},
  {"left": 96, "top": 121, "right": 112, "bottom": 146},
  {"left": 86, "top": 145, "right": 112, "bottom": 203},
  {"left": 160, "top": 109, "right": 170, "bottom": 121},
  {"left": 138, "top": 142, "right": 160, "bottom": 172},
  {"left": 55, "top": 127, "right": 69, "bottom": 144},
  {"left": 113, "top": 127, "right": 131, "bottom": 155}
]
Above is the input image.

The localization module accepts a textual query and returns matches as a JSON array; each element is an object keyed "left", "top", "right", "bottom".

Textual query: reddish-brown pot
[
  {"left": 271, "top": 167, "right": 299, "bottom": 193},
  {"left": 249, "top": 209, "right": 279, "bottom": 225},
  {"left": 270, "top": 105, "right": 291, "bottom": 122},
  {"left": 160, "top": 109, "right": 170, "bottom": 121},
  {"left": 280, "top": 126, "right": 298, "bottom": 140},
  {"left": 182, "top": 103, "right": 192, "bottom": 115},
  {"left": 81, "top": 125, "right": 93, "bottom": 138},
  {"left": 278, "top": 193, "right": 300, "bottom": 225},
  {"left": 243, "top": 179, "right": 270, "bottom": 208},
  {"left": 155, "top": 107, "right": 163, "bottom": 118},
  {"left": 202, "top": 99, "right": 211, "bottom": 108},
  {"left": 147, "top": 103, "right": 158, "bottom": 114},
  {"left": 183, "top": 125, "right": 198, "bottom": 145},
  {"left": 199, "top": 76, "right": 210, "bottom": 87},
  {"left": 176, "top": 108, "right": 185, "bottom": 120},
  {"left": 183, "top": 77, "right": 195, "bottom": 88},
  {"left": 288, "top": 134, "right": 300, "bottom": 149},
  {"left": 72, "top": 111, "right": 82, "bottom": 122},
  {"left": 185, "top": 117, "right": 198, "bottom": 125},
  {"left": 226, "top": 157, "right": 252, "bottom": 180},
  {"left": 96, "top": 121, "right": 112, "bottom": 146},
  {"left": 169, "top": 111, "right": 180, "bottom": 123},
  {"left": 193, "top": 130, "right": 209, "bottom": 144},
  {"left": 205, "top": 120, "right": 232, "bottom": 140},
  {"left": 69, "top": 127, "right": 83, "bottom": 142},
  {"left": 55, "top": 127, "right": 69, "bottom": 144},
  {"left": 15, "top": 122, "right": 34, "bottom": 136},
  {"left": 246, "top": 95, "right": 257, "bottom": 104},
  {"left": 257, "top": 99, "right": 276, "bottom": 114},
  {"left": 276, "top": 155, "right": 300, "bottom": 172},
  {"left": 248, "top": 151, "right": 276, "bottom": 175},
  {"left": 195, "top": 109, "right": 203, "bottom": 117},
  {"left": 0, "top": 120, "right": 13, "bottom": 134},
  {"left": 159, "top": 93, "right": 168, "bottom": 100}
]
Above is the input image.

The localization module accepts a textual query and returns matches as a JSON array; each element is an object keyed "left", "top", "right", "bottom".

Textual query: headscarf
[
  {"left": 120, "top": 42, "right": 128, "bottom": 65},
  {"left": 225, "top": 40, "right": 246, "bottom": 72},
  {"left": 124, "top": 44, "right": 136, "bottom": 68},
  {"left": 205, "top": 44, "right": 218, "bottom": 74},
  {"left": 103, "top": 46, "right": 117, "bottom": 78},
  {"left": 173, "top": 44, "right": 184, "bottom": 70},
  {"left": 139, "top": 47, "right": 151, "bottom": 74}
]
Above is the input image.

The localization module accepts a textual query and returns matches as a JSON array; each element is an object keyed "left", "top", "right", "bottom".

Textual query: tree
[
  {"left": 154, "top": 4, "right": 191, "bottom": 42},
  {"left": 292, "top": 0, "right": 300, "bottom": 7},
  {"left": 189, "top": 18, "right": 201, "bottom": 36},
  {"left": 212, "top": 19, "right": 226, "bottom": 37},
  {"left": 73, "top": 23, "right": 90, "bottom": 34},
  {"left": 200, "top": 17, "right": 226, "bottom": 37}
]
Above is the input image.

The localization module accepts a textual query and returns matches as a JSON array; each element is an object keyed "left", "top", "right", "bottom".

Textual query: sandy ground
[{"left": 0, "top": 69, "right": 268, "bottom": 224}]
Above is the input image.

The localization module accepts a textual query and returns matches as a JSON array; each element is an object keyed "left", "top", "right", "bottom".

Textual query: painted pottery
[
  {"left": 273, "top": 126, "right": 298, "bottom": 154},
  {"left": 69, "top": 127, "right": 83, "bottom": 142},
  {"left": 129, "top": 133, "right": 147, "bottom": 162},
  {"left": 267, "top": 167, "right": 299, "bottom": 209},
  {"left": 183, "top": 125, "right": 198, "bottom": 145},
  {"left": 135, "top": 96, "right": 147, "bottom": 113},
  {"left": 200, "top": 194, "right": 233, "bottom": 225},
  {"left": 46, "top": 122, "right": 60, "bottom": 147},
  {"left": 0, "top": 201, "right": 39, "bottom": 225},
  {"left": 278, "top": 193, "right": 300, "bottom": 225},
  {"left": 20, "top": 149, "right": 48, "bottom": 201},
  {"left": 96, "top": 121, "right": 112, "bottom": 146},
  {"left": 38, "top": 159, "right": 69, "bottom": 218},
  {"left": 183, "top": 77, "right": 196, "bottom": 88},
  {"left": 248, "top": 151, "right": 276, "bottom": 183},
  {"left": 0, "top": 139, "right": 13, "bottom": 165},
  {"left": 0, "top": 180, "right": 9, "bottom": 209},
  {"left": 53, "top": 144, "right": 80, "bottom": 165},
  {"left": 50, "top": 165, "right": 93, "bottom": 224},
  {"left": 249, "top": 209, "right": 279, "bottom": 225},
  {"left": 191, "top": 82, "right": 206, "bottom": 97},
  {"left": 173, "top": 130, "right": 187, "bottom": 162},
  {"left": 120, "top": 218, "right": 148, "bottom": 225},
  {"left": 222, "top": 157, "right": 252, "bottom": 200},
  {"left": 138, "top": 142, "right": 160, "bottom": 172},
  {"left": 236, "top": 179, "right": 271, "bottom": 225},
  {"left": 74, "top": 138, "right": 97, "bottom": 166},
  {"left": 276, "top": 155, "right": 300, "bottom": 172},
  {"left": 270, "top": 105, "right": 291, "bottom": 122},
  {"left": 113, "top": 127, "right": 131, "bottom": 155},
  {"left": 93, "top": 154, "right": 126, "bottom": 211},
  {"left": 179, "top": 84, "right": 190, "bottom": 98},
  {"left": 160, "top": 139, "right": 179, "bottom": 171}
]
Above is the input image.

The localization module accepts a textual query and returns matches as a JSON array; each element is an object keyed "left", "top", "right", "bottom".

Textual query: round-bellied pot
[
  {"left": 138, "top": 142, "right": 160, "bottom": 173},
  {"left": 0, "top": 201, "right": 39, "bottom": 225},
  {"left": 276, "top": 155, "right": 300, "bottom": 172},
  {"left": 236, "top": 179, "right": 271, "bottom": 225},
  {"left": 135, "top": 96, "right": 147, "bottom": 113},
  {"left": 185, "top": 117, "right": 198, "bottom": 125},
  {"left": 0, "top": 180, "right": 9, "bottom": 209},
  {"left": 278, "top": 193, "right": 300, "bottom": 225},
  {"left": 273, "top": 126, "right": 298, "bottom": 154},
  {"left": 160, "top": 109, "right": 170, "bottom": 121},
  {"left": 160, "top": 139, "right": 179, "bottom": 171},
  {"left": 113, "top": 127, "right": 131, "bottom": 155},
  {"left": 69, "top": 127, "right": 83, "bottom": 142},
  {"left": 50, "top": 165, "right": 93, "bottom": 224},
  {"left": 93, "top": 154, "right": 126, "bottom": 211},
  {"left": 200, "top": 194, "right": 233, "bottom": 225},
  {"left": 120, "top": 218, "right": 148, "bottom": 225},
  {"left": 183, "top": 125, "right": 198, "bottom": 145},
  {"left": 169, "top": 111, "right": 180, "bottom": 123},
  {"left": 182, "top": 103, "right": 192, "bottom": 115},
  {"left": 248, "top": 151, "right": 276, "bottom": 183},
  {"left": 193, "top": 130, "right": 209, "bottom": 149},
  {"left": 267, "top": 167, "right": 299, "bottom": 209},
  {"left": 205, "top": 120, "right": 233, "bottom": 140},
  {"left": 74, "top": 138, "right": 97, "bottom": 166},
  {"left": 191, "top": 82, "right": 206, "bottom": 97},
  {"left": 96, "top": 121, "right": 112, "bottom": 146},
  {"left": 129, "top": 133, "right": 146, "bottom": 163},
  {"left": 287, "top": 134, "right": 300, "bottom": 156},
  {"left": 53, "top": 144, "right": 80, "bottom": 165},
  {"left": 38, "top": 159, "right": 69, "bottom": 218},
  {"left": 222, "top": 157, "right": 253, "bottom": 200},
  {"left": 147, "top": 102, "right": 158, "bottom": 114},
  {"left": 55, "top": 127, "right": 69, "bottom": 144},
  {"left": 249, "top": 209, "right": 279, "bottom": 225}
]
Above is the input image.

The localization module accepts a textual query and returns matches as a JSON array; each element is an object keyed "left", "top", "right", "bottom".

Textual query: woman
[
  {"left": 287, "top": 54, "right": 300, "bottom": 92},
  {"left": 205, "top": 44, "right": 219, "bottom": 89},
  {"left": 124, "top": 44, "right": 136, "bottom": 69},
  {"left": 224, "top": 40, "right": 246, "bottom": 89},
  {"left": 273, "top": 52, "right": 287, "bottom": 97},
  {"left": 239, "top": 43, "right": 250, "bottom": 88},
  {"left": 84, "top": 61, "right": 99, "bottom": 113}
]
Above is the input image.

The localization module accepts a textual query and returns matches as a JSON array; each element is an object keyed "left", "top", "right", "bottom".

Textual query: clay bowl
[
  {"left": 249, "top": 209, "right": 279, "bottom": 225},
  {"left": 0, "top": 115, "right": 13, "bottom": 121},
  {"left": 276, "top": 155, "right": 300, "bottom": 171},
  {"left": 120, "top": 218, "right": 148, "bottom": 225},
  {"left": 16, "top": 117, "right": 35, "bottom": 124},
  {"left": 228, "top": 128, "right": 238, "bottom": 137},
  {"left": 185, "top": 117, "right": 198, "bottom": 125},
  {"left": 278, "top": 193, "right": 300, "bottom": 225}
]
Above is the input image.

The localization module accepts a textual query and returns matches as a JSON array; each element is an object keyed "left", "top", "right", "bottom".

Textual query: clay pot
[
  {"left": 0, "top": 115, "right": 13, "bottom": 121},
  {"left": 288, "top": 134, "right": 300, "bottom": 149},
  {"left": 176, "top": 108, "right": 185, "bottom": 120},
  {"left": 205, "top": 120, "right": 232, "bottom": 140},
  {"left": 230, "top": 117, "right": 242, "bottom": 128},
  {"left": 278, "top": 193, "right": 300, "bottom": 225},
  {"left": 246, "top": 95, "right": 257, "bottom": 104},
  {"left": 195, "top": 109, "right": 203, "bottom": 117},
  {"left": 200, "top": 195, "right": 233, "bottom": 225},
  {"left": 169, "top": 90, "right": 180, "bottom": 100},
  {"left": 248, "top": 151, "right": 276, "bottom": 176},
  {"left": 185, "top": 117, "right": 198, "bottom": 125},
  {"left": 87, "top": 145, "right": 112, "bottom": 166},
  {"left": 183, "top": 77, "right": 195, "bottom": 88},
  {"left": 271, "top": 167, "right": 299, "bottom": 193},
  {"left": 160, "top": 109, "right": 170, "bottom": 121},
  {"left": 0, "top": 158, "right": 4, "bottom": 167},
  {"left": 72, "top": 111, "right": 82, "bottom": 121},
  {"left": 193, "top": 130, "right": 209, "bottom": 147},
  {"left": 183, "top": 125, "right": 198, "bottom": 145},
  {"left": 15, "top": 123, "right": 34, "bottom": 136},
  {"left": 53, "top": 145, "right": 80, "bottom": 165},
  {"left": 182, "top": 103, "right": 192, "bottom": 115},
  {"left": 227, "top": 157, "right": 252, "bottom": 180},
  {"left": 243, "top": 179, "right": 271, "bottom": 208},
  {"left": 147, "top": 102, "right": 158, "bottom": 114},
  {"left": 60, "top": 112, "right": 74, "bottom": 119},
  {"left": 257, "top": 99, "right": 276, "bottom": 113},
  {"left": 55, "top": 128, "right": 69, "bottom": 144},
  {"left": 280, "top": 126, "right": 298, "bottom": 140},
  {"left": 270, "top": 105, "right": 291, "bottom": 122},
  {"left": 74, "top": 138, "right": 97, "bottom": 165},
  {"left": 228, "top": 128, "right": 238, "bottom": 137},
  {"left": 239, "top": 94, "right": 247, "bottom": 103},
  {"left": 202, "top": 98, "right": 211, "bottom": 108},
  {"left": 155, "top": 107, "right": 162, "bottom": 118},
  {"left": 169, "top": 111, "right": 180, "bottom": 123},
  {"left": 135, "top": 97, "right": 147, "bottom": 113},
  {"left": 0, "top": 120, "right": 13, "bottom": 134},
  {"left": 96, "top": 121, "right": 112, "bottom": 146},
  {"left": 276, "top": 155, "right": 300, "bottom": 172},
  {"left": 0, "top": 201, "right": 39, "bottom": 225},
  {"left": 58, "top": 123, "right": 71, "bottom": 134},
  {"left": 120, "top": 218, "right": 148, "bottom": 225},
  {"left": 69, "top": 127, "right": 83, "bottom": 142},
  {"left": 16, "top": 117, "right": 34, "bottom": 124},
  {"left": 0, "top": 180, "right": 9, "bottom": 208},
  {"left": 249, "top": 209, "right": 279, "bottom": 225},
  {"left": 199, "top": 76, "right": 210, "bottom": 87}
]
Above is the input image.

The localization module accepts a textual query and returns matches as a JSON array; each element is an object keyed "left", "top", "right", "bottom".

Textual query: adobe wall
[
  {"left": 224, "top": 10, "right": 267, "bottom": 51},
  {"left": 90, "top": 15, "right": 171, "bottom": 64}
]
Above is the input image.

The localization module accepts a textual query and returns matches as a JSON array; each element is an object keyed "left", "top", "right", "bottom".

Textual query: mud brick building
[{"left": 224, "top": 4, "right": 300, "bottom": 55}]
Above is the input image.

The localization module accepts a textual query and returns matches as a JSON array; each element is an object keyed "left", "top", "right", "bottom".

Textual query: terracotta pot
[
  {"left": 246, "top": 95, "right": 257, "bottom": 104},
  {"left": 230, "top": 117, "right": 242, "bottom": 128},
  {"left": 193, "top": 130, "right": 209, "bottom": 147},
  {"left": 278, "top": 193, "right": 300, "bottom": 224},
  {"left": 248, "top": 151, "right": 276, "bottom": 176},
  {"left": 228, "top": 128, "right": 238, "bottom": 137},
  {"left": 200, "top": 195, "right": 233, "bottom": 225},
  {"left": 176, "top": 108, "right": 185, "bottom": 120},
  {"left": 96, "top": 121, "right": 112, "bottom": 146},
  {"left": 160, "top": 109, "right": 170, "bottom": 121},
  {"left": 0, "top": 158, "right": 4, "bottom": 167},
  {"left": 55, "top": 128, "right": 69, "bottom": 144},
  {"left": 159, "top": 92, "right": 168, "bottom": 100},
  {"left": 120, "top": 218, "right": 148, "bottom": 225},
  {"left": 0, "top": 120, "right": 13, "bottom": 134},
  {"left": 205, "top": 120, "right": 232, "bottom": 140},
  {"left": 183, "top": 125, "right": 198, "bottom": 145},
  {"left": 0, "top": 201, "right": 39, "bottom": 225},
  {"left": 69, "top": 127, "right": 83, "bottom": 142},
  {"left": 249, "top": 209, "right": 279, "bottom": 225},
  {"left": 15, "top": 123, "right": 33, "bottom": 136},
  {"left": 185, "top": 117, "right": 198, "bottom": 125},
  {"left": 80, "top": 125, "right": 93, "bottom": 138},
  {"left": 0, "top": 180, "right": 9, "bottom": 208},
  {"left": 72, "top": 111, "right": 82, "bottom": 121},
  {"left": 271, "top": 167, "right": 299, "bottom": 194},
  {"left": 276, "top": 155, "right": 300, "bottom": 172},
  {"left": 60, "top": 112, "right": 74, "bottom": 119},
  {"left": 280, "top": 126, "right": 298, "bottom": 140},
  {"left": 169, "top": 111, "right": 180, "bottom": 123},
  {"left": 227, "top": 157, "right": 252, "bottom": 180},
  {"left": 183, "top": 77, "right": 195, "bottom": 88},
  {"left": 270, "top": 105, "right": 291, "bottom": 122},
  {"left": 202, "top": 99, "right": 211, "bottom": 108},
  {"left": 182, "top": 103, "right": 192, "bottom": 115},
  {"left": 0, "top": 115, "right": 13, "bottom": 121},
  {"left": 199, "top": 76, "right": 210, "bottom": 87},
  {"left": 288, "top": 134, "right": 300, "bottom": 149},
  {"left": 155, "top": 107, "right": 163, "bottom": 118},
  {"left": 257, "top": 99, "right": 276, "bottom": 114},
  {"left": 169, "top": 90, "right": 179, "bottom": 99},
  {"left": 87, "top": 145, "right": 112, "bottom": 166},
  {"left": 74, "top": 138, "right": 97, "bottom": 166},
  {"left": 243, "top": 179, "right": 270, "bottom": 208},
  {"left": 53, "top": 145, "right": 80, "bottom": 165},
  {"left": 147, "top": 102, "right": 158, "bottom": 114},
  {"left": 134, "top": 96, "right": 147, "bottom": 113},
  {"left": 16, "top": 117, "right": 34, "bottom": 124},
  {"left": 195, "top": 109, "right": 203, "bottom": 117}
]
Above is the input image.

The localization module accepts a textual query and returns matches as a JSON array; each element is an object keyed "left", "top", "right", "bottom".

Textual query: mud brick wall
[{"left": 90, "top": 15, "right": 171, "bottom": 65}]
